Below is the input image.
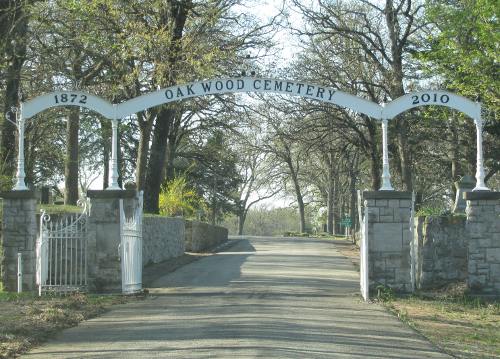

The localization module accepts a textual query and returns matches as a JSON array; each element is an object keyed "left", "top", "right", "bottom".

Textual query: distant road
[{"left": 24, "top": 236, "right": 450, "bottom": 358}]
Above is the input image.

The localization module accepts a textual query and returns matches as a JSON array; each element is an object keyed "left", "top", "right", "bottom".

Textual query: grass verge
[
  {"left": 382, "top": 287, "right": 500, "bottom": 358},
  {"left": 335, "top": 240, "right": 500, "bottom": 358},
  {"left": 0, "top": 291, "right": 133, "bottom": 358}
]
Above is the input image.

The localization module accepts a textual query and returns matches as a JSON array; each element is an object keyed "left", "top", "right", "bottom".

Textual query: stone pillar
[
  {"left": 86, "top": 190, "right": 137, "bottom": 293},
  {"left": 0, "top": 191, "right": 37, "bottom": 291},
  {"left": 465, "top": 191, "right": 500, "bottom": 295},
  {"left": 364, "top": 191, "right": 413, "bottom": 292}
]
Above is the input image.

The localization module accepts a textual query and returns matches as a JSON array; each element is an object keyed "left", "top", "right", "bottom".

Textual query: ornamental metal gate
[
  {"left": 358, "top": 191, "right": 369, "bottom": 301},
  {"left": 37, "top": 199, "right": 89, "bottom": 295},
  {"left": 119, "top": 191, "right": 143, "bottom": 294}
]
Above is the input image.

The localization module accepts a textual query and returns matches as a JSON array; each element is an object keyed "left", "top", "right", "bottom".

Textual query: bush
[{"left": 158, "top": 176, "right": 206, "bottom": 218}]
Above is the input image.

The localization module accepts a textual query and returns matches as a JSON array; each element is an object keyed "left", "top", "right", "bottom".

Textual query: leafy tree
[{"left": 419, "top": 0, "right": 500, "bottom": 185}]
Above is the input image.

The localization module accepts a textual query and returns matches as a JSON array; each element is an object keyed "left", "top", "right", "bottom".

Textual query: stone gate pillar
[
  {"left": 364, "top": 191, "right": 413, "bottom": 292},
  {"left": 0, "top": 191, "right": 37, "bottom": 291},
  {"left": 465, "top": 191, "right": 500, "bottom": 295},
  {"left": 86, "top": 189, "right": 137, "bottom": 293}
]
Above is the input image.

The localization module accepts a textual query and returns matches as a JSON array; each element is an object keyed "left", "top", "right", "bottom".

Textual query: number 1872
[{"left": 54, "top": 93, "right": 87, "bottom": 104}]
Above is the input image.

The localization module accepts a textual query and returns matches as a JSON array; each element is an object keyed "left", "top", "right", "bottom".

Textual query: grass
[
  {"left": 383, "top": 288, "right": 500, "bottom": 358},
  {"left": 37, "top": 204, "right": 82, "bottom": 214},
  {"left": 0, "top": 290, "right": 133, "bottom": 358}
]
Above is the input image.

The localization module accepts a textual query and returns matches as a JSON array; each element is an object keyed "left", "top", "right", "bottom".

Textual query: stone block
[
  {"left": 399, "top": 199, "right": 412, "bottom": 208},
  {"left": 468, "top": 274, "right": 486, "bottom": 288},
  {"left": 380, "top": 207, "right": 394, "bottom": 217},
  {"left": 371, "top": 223, "right": 402, "bottom": 251},
  {"left": 380, "top": 215, "right": 395, "bottom": 222},
  {"left": 486, "top": 248, "right": 500, "bottom": 262},
  {"left": 367, "top": 207, "right": 379, "bottom": 222},
  {"left": 375, "top": 199, "right": 388, "bottom": 207},
  {"left": 394, "top": 209, "right": 411, "bottom": 222},
  {"left": 388, "top": 200, "right": 400, "bottom": 208},
  {"left": 490, "top": 263, "right": 500, "bottom": 282},
  {"left": 366, "top": 199, "right": 376, "bottom": 207}
]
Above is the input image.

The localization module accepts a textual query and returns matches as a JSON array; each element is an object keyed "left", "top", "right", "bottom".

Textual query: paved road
[{"left": 24, "top": 236, "right": 450, "bottom": 358}]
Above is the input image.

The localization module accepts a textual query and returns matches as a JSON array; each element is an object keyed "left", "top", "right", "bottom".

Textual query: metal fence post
[{"left": 17, "top": 253, "right": 23, "bottom": 293}]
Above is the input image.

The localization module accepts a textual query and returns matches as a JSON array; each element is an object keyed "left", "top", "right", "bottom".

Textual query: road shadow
[{"left": 146, "top": 239, "right": 256, "bottom": 289}]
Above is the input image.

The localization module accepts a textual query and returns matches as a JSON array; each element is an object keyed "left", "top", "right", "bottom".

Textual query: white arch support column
[
  {"left": 12, "top": 107, "right": 28, "bottom": 190},
  {"left": 473, "top": 117, "right": 489, "bottom": 191},
  {"left": 380, "top": 119, "right": 394, "bottom": 191},
  {"left": 107, "top": 117, "right": 121, "bottom": 190}
]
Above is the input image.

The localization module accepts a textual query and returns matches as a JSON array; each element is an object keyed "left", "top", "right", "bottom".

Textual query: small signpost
[
  {"left": 340, "top": 217, "right": 352, "bottom": 240},
  {"left": 340, "top": 217, "right": 352, "bottom": 228}
]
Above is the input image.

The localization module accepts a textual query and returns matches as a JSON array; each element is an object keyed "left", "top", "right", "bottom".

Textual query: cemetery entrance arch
[
  {"left": 10, "top": 77, "right": 489, "bottom": 299},
  {"left": 12, "top": 76, "right": 488, "bottom": 194}
]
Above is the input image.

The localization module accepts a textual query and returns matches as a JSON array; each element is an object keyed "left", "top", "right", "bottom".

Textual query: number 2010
[
  {"left": 54, "top": 93, "right": 87, "bottom": 104},
  {"left": 412, "top": 93, "right": 449, "bottom": 105}
]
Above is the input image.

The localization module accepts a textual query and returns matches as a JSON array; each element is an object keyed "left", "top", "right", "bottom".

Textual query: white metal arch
[
  {"left": 378, "top": 90, "right": 487, "bottom": 191},
  {"left": 382, "top": 91, "right": 480, "bottom": 120},
  {"left": 22, "top": 91, "right": 116, "bottom": 119},
  {"left": 12, "top": 78, "right": 488, "bottom": 192}
]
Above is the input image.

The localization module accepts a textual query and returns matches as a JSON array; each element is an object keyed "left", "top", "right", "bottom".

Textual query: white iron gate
[
  {"left": 358, "top": 191, "right": 369, "bottom": 301},
  {"left": 37, "top": 199, "right": 89, "bottom": 296},
  {"left": 119, "top": 191, "right": 143, "bottom": 294}
]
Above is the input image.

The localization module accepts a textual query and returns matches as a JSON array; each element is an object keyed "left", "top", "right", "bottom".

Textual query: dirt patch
[
  {"left": 329, "top": 238, "right": 360, "bottom": 270},
  {"left": 0, "top": 292, "right": 132, "bottom": 358}
]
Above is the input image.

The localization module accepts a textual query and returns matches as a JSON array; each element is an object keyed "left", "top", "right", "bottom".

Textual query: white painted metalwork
[
  {"left": 15, "top": 79, "right": 487, "bottom": 193},
  {"left": 108, "top": 118, "right": 121, "bottom": 190},
  {"left": 380, "top": 119, "right": 394, "bottom": 190},
  {"left": 17, "top": 253, "right": 23, "bottom": 293},
  {"left": 473, "top": 118, "right": 489, "bottom": 191},
  {"left": 409, "top": 192, "right": 416, "bottom": 292},
  {"left": 119, "top": 191, "right": 144, "bottom": 294},
  {"left": 360, "top": 200, "right": 369, "bottom": 301},
  {"left": 22, "top": 91, "right": 115, "bottom": 119},
  {"left": 37, "top": 199, "right": 89, "bottom": 295},
  {"left": 382, "top": 91, "right": 481, "bottom": 120},
  {"left": 4, "top": 106, "right": 29, "bottom": 190}
]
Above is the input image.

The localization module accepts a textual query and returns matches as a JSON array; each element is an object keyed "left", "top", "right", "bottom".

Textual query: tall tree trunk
[
  {"left": 165, "top": 131, "right": 178, "bottom": 182},
  {"left": 144, "top": 107, "right": 174, "bottom": 213},
  {"left": 349, "top": 156, "right": 358, "bottom": 232},
  {"left": 238, "top": 212, "right": 247, "bottom": 235},
  {"left": 287, "top": 159, "right": 306, "bottom": 233},
  {"left": 386, "top": 0, "right": 412, "bottom": 191},
  {"left": 99, "top": 119, "right": 110, "bottom": 190},
  {"left": 103, "top": 144, "right": 109, "bottom": 190},
  {"left": 64, "top": 108, "right": 79, "bottom": 204},
  {"left": 449, "top": 119, "right": 460, "bottom": 197},
  {"left": 1, "top": 1, "right": 28, "bottom": 181},
  {"left": 143, "top": 0, "right": 190, "bottom": 211},
  {"left": 135, "top": 113, "right": 153, "bottom": 191},
  {"left": 327, "top": 177, "right": 335, "bottom": 235},
  {"left": 395, "top": 117, "right": 413, "bottom": 191},
  {"left": 366, "top": 119, "right": 381, "bottom": 190}
]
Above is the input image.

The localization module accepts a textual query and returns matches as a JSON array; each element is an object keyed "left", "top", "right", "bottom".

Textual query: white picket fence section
[
  {"left": 119, "top": 191, "right": 143, "bottom": 294},
  {"left": 37, "top": 199, "right": 89, "bottom": 296},
  {"left": 359, "top": 196, "right": 369, "bottom": 301}
]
